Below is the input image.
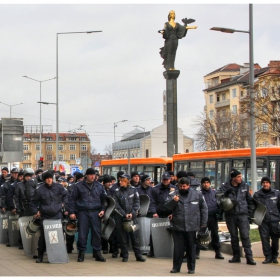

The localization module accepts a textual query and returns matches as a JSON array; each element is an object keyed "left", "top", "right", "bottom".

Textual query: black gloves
[
  {"left": 199, "top": 227, "right": 207, "bottom": 234},
  {"left": 224, "top": 187, "right": 235, "bottom": 197}
]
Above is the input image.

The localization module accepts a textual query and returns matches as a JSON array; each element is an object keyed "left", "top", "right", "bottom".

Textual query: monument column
[{"left": 163, "top": 70, "right": 180, "bottom": 157}]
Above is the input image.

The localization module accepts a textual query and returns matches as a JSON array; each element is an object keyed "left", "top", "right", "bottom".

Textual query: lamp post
[
  {"left": 133, "top": 125, "right": 146, "bottom": 157},
  {"left": 56, "top": 30, "right": 102, "bottom": 171},
  {"left": 113, "top": 120, "right": 128, "bottom": 158},
  {"left": 23, "top": 75, "right": 56, "bottom": 158},
  {"left": 0, "top": 102, "right": 24, "bottom": 117},
  {"left": 210, "top": 4, "right": 257, "bottom": 193}
]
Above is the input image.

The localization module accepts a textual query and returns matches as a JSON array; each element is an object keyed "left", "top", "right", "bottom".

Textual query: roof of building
[
  {"left": 121, "top": 131, "right": 151, "bottom": 142},
  {"left": 23, "top": 132, "right": 90, "bottom": 141},
  {"left": 204, "top": 63, "right": 242, "bottom": 77}
]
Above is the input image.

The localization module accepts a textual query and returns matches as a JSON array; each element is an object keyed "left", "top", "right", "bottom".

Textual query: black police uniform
[
  {"left": 164, "top": 187, "right": 208, "bottom": 274},
  {"left": 68, "top": 179, "right": 107, "bottom": 259},
  {"left": 30, "top": 181, "right": 68, "bottom": 260},
  {"left": 218, "top": 179, "right": 255, "bottom": 264},
  {"left": 113, "top": 184, "right": 145, "bottom": 261},
  {"left": 199, "top": 187, "right": 223, "bottom": 258},
  {"left": 253, "top": 187, "right": 280, "bottom": 263}
]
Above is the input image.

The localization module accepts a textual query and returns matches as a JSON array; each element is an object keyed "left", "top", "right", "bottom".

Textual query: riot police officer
[
  {"left": 253, "top": 176, "right": 280, "bottom": 264},
  {"left": 130, "top": 172, "right": 141, "bottom": 188},
  {"left": 68, "top": 168, "right": 107, "bottom": 263},
  {"left": 30, "top": 171, "right": 69, "bottom": 263},
  {"left": 113, "top": 174, "right": 146, "bottom": 262},
  {"left": 0, "top": 167, "right": 9, "bottom": 186},
  {"left": 217, "top": 169, "right": 256, "bottom": 265}
]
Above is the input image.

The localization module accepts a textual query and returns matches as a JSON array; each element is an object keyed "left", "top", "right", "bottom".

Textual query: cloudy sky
[{"left": 1, "top": 1, "right": 279, "bottom": 153}]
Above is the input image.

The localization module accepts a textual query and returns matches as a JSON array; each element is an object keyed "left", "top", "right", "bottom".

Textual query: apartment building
[{"left": 20, "top": 132, "right": 91, "bottom": 171}]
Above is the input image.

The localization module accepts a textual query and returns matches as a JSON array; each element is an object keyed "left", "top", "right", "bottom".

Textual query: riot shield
[
  {"left": 138, "top": 217, "right": 150, "bottom": 254},
  {"left": 31, "top": 230, "right": 40, "bottom": 258},
  {"left": 252, "top": 198, "right": 267, "bottom": 226},
  {"left": 139, "top": 194, "right": 150, "bottom": 217},
  {"left": 18, "top": 216, "right": 34, "bottom": 257},
  {"left": 0, "top": 212, "right": 8, "bottom": 244},
  {"left": 150, "top": 217, "right": 173, "bottom": 258},
  {"left": 8, "top": 211, "right": 20, "bottom": 246},
  {"left": 43, "top": 219, "right": 69, "bottom": 263},
  {"left": 103, "top": 196, "right": 115, "bottom": 222},
  {"left": 101, "top": 217, "right": 115, "bottom": 240}
]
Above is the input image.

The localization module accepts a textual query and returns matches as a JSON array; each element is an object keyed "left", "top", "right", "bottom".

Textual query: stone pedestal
[{"left": 163, "top": 70, "right": 180, "bottom": 157}]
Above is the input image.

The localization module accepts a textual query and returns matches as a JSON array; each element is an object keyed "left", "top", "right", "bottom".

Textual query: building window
[
  {"left": 69, "top": 137, "right": 77, "bottom": 141},
  {"left": 145, "top": 149, "right": 149, "bottom": 158},
  {"left": 35, "top": 144, "right": 40, "bottom": 150},
  {"left": 58, "top": 144, "right": 64, "bottom": 151},
  {"left": 59, "top": 155, "right": 64, "bottom": 161},
  {"left": 232, "top": 88, "right": 237, "bottom": 98},
  {"left": 241, "top": 91, "right": 244, "bottom": 97},
  {"left": 222, "top": 93, "right": 226, "bottom": 101},
  {"left": 23, "top": 137, "right": 29, "bottom": 141},
  {"left": 262, "top": 123, "right": 268, "bottom": 132},
  {"left": 23, "top": 164, "right": 31, "bottom": 169},
  {"left": 81, "top": 137, "right": 86, "bottom": 141},
  {"left": 23, "top": 144, "right": 29, "bottom": 151},
  {"left": 23, "top": 154, "right": 29, "bottom": 161},
  {"left": 46, "top": 144, "right": 53, "bottom": 150},
  {"left": 232, "top": 105, "right": 237, "bottom": 114},
  {"left": 70, "top": 154, "right": 76, "bottom": 160},
  {"left": 46, "top": 137, "right": 52, "bottom": 141},
  {"left": 47, "top": 154, "right": 53, "bottom": 161},
  {"left": 70, "top": 144, "right": 76, "bottom": 150},
  {"left": 209, "top": 95, "right": 213, "bottom": 104},
  {"left": 58, "top": 137, "right": 63, "bottom": 141},
  {"left": 209, "top": 110, "right": 214, "bottom": 119},
  {"left": 35, "top": 154, "right": 40, "bottom": 160},
  {"left": 81, "top": 144, "right": 87, "bottom": 151},
  {"left": 217, "top": 94, "right": 220, "bottom": 102}
]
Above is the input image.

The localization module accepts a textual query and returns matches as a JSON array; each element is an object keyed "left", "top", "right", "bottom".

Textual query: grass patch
[{"left": 238, "top": 228, "right": 261, "bottom": 242}]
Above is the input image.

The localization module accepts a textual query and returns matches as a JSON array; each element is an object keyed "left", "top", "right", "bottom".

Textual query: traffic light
[{"left": 39, "top": 157, "right": 44, "bottom": 168}]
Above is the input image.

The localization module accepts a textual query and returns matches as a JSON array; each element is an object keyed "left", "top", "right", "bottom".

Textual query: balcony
[{"left": 215, "top": 100, "right": 230, "bottom": 109}]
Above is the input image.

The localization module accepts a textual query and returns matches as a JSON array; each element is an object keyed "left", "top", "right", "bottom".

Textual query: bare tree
[
  {"left": 104, "top": 144, "right": 112, "bottom": 155},
  {"left": 91, "top": 147, "right": 97, "bottom": 155}
]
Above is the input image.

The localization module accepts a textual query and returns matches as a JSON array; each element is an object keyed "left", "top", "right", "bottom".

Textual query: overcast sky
[{"left": 1, "top": 2, "right": 279, "bottom": 153}]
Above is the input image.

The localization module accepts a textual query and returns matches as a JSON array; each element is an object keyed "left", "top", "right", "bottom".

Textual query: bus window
[
  {"left": 137, "top": 166, "right": 144, "bottom": 173},
  {"left": 270, "top": 160, "right": 276, "bottom": 189},
  {"left": 216, "top": 161, "right": 230, "bottom": 189},
  {"left": 111, "top": 166, "right": 120, "bottom": 178},
  {"left": 257, "top": 159, "right": 267, "bottom": 190},
  {"left": 233, "top": 160, "right": 245, "bottom": 181},
  {"left": 131, "top": 166, "right": 136, "bottom": 172},
  {"left": 189, "top": 161, "right": 203, "bottom": 181},
  {"left": 205, "top": 161, "right": 215, "bottom": 189}
]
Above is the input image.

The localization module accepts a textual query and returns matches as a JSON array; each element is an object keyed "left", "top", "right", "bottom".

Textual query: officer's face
[
  {"left": 86, "top": 174, "right": 95, "bottom": 183},
  {"left": 68, "top": 178, "right": 74, "bottom": 183},
  {"left": 143, "top": 179, "right": 151, "bottom": 188},
  {"left": 45, "top": 177, "right": 53, "bottom": 186},
  {"left": 1, "top": 170, "right": 8, "bottom": 177},
  {"left": 18, "top": 175, "right": 23, "bottom": 182},
  {"left": 119, "top": 178, "right": 128, "bottom": 187},
  {"left": 24, "top": 175, "right": 31, "bottom": 181},
  {"left": 132, "top": 175, "right": 140, "bottom": 183},
  {"left": 262, "top": 181, "right": 271, "bottom": 190},
  {"left": 11, "top": 172, "right": 18, "bottom": 180},
  {"left": 232, "top": 174, "right": 242, "bottom": 185},
  {"left": 104, "top": 182, "right": 112, "bottom": 189},
  {"left": 179, "top": 183, "right": 190, "bottom": 190},
  {"left": 202, "top": 181, "right": 211, "bottom": 190},
  {"left": 162, "top": 178, "right": 170, "bottom": 186}
]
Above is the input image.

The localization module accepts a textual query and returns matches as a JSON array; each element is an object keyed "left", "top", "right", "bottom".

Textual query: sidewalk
[{"left": 0, "top": 243, "right": 279, "bottom": 276}]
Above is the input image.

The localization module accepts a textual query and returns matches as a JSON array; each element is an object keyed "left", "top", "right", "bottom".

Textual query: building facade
[{"left": 20, "top": 132, "right": 91, "bottom": 171}]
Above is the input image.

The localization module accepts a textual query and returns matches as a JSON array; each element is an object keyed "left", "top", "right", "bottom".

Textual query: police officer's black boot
[
  {"left": 215, "top": 249, "right": 224, "bottom": 260},
  {"left": 95, "top": 250, "right": 106, "bottom": 262},
  {"left": 135, "top": 254, "right": 146, "bottom": 262},
  {"left": 229, "top": 255, "right": 241, "bottom": 263},
  {"left": 272, "top": 256, "right": 279, "bottom": 264},
  {"left": 77, "top": 251, "right": 85, "bottom": 262},
  {"left": 262, "top": 256, "right": 273, "bottom": 264},
  {"left": 36, "top": 252, "right": 44, "bottom": 263},
  {"left": 246, "top": 256, "right": 256, "bottom": 265}
]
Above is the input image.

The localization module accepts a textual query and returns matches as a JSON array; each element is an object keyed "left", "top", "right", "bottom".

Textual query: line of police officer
[{"left": 0, "top": 166, "right": 279, "bottom": 273}]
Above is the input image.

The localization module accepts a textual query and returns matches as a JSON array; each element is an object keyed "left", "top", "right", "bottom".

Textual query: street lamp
[
  {"left": 133, "top": 125, "right": 146, "bottom": 157},
  {"left": 210, "top": 4, "right": 257, "bottom": 193},
  {"left": 56, "top": 30, "right": 102, "bottom": 171},
  {"left": 23, "top": 75, "right": 56, "bottom": 158},
  {"left": 0, "top": 102, "right": 24, "bottom": 118}
]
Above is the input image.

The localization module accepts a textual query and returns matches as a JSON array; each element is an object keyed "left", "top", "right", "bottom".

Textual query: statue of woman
[{"left": 159, "top": 10, "right": 197, "bottom": 71}]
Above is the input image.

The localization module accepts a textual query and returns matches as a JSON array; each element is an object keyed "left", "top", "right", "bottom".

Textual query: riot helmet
[
  {"left": 26, "top": 218, "right": 41, "bottom": 235},
  {"left": 63, "top": 219, "right": 78, "bottom": 236},
  {"left": 122, "top": 221, "right": 140, "bottom": 233},
  {"left": 220, "top": 197, "right": 234, "bottom": 211},
  {"left": 24, "top": 168, "right": 35, "bottom": 177},
  {"left": 197, "top": 228, "right": 211, "bottom": 247}
]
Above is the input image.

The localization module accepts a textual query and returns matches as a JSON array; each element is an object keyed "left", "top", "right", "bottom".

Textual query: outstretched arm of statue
[{"left": 186, "top": 26, "right": 197, "bottom": 29}]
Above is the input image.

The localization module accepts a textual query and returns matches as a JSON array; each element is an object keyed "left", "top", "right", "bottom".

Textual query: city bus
[
  {"left": 100, "top": 157, "right": 173, "bottom": 184},
  {"left": 173, "top": 147, "right": 280, "bottom": 190}
]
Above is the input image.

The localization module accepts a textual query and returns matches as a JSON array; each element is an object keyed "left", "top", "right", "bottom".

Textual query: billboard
[{"left": 53, "top": 161, "right": 71, "bottom": 174}]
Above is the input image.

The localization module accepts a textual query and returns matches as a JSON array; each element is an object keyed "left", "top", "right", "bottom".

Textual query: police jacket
[
  {"left": 150, "top": 183, "right": 177, "bottom": 217},
  {"left": 113, "top": 185, "right": 140, "bottom": 219},
  {"left": 201, "top": 188, "right": 219, "bottom": 216},
  {"left": 253, "top": 188, "right": 280, "bottom": 223},
  {"left": 136, "top": 184, "right": 153, "bottom": 214},
  {"left": 0, "top": 175, "right": 7, "bottom": 187},
  {"left": 1, "top": 177, "right": 17, "bottom": 209},
  {"left": 68, "top": 179, "right": 107, "bottom": 214},
  {"left": 7, "top": 179, "right": 22, "bottom": 211},
  {"left": 217, "top": 180, "right": 254, "bottom": 216},
  {"left": 164, "top": 188, "right": 208, "bottom": 232},
  {"left": 30, "top": 182, "right": 68, "bottom": 218}
]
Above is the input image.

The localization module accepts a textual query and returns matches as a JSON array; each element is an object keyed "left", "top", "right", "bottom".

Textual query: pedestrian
[
  {"left": 130, "top": 172, "right": 141, "bottom": 187},
  {"left": 113, "top": 174, "right": 146, "bottom": 262},
  {"left": 217, "top": 169, "right": 256, "bottom": 265},
  {"left": 30, "top": 171, "right": 69, "bottom": 263},
  {"left": 164, "top": 177, "right": 208, "bottom": 274},
  {"left": 68, "top": 168, "right": 107, "bottom": 263},
  {"left": 253, "top": 176, "right": 280, "bottom": 264},
  {"left": 198, "top": 177, "right": 224, "bottom": 260}
]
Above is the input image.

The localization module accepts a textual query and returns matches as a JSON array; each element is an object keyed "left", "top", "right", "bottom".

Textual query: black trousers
[
  {"left": 115, "top": 218, "right": 141, "bottom": 258},
  {"left": 259, "top": 221, "right": 279, "bottom": 258},
  {"left": 172, "top": 230, "right": 196, "bottom": 272},
  {"left": 225, "top": 214, "right": 253, "bottom": 258}
]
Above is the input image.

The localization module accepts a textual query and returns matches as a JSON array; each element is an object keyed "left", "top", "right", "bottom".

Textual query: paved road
[{"left": 0, "top": 244, "right": 279, "bottom": 276}]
